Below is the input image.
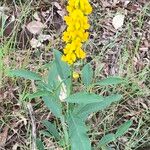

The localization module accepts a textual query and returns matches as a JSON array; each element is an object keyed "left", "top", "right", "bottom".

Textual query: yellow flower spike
[
  {"left": 80, "top": 50, "right": 86, "bottom": 59},
  {"left": 62, "top": 0, "right": 92, "bottom": 64},
  {"left": 75, "top": 22, "right": 80, "bottom": 30},
  {"left": 73, "top": 72, "right": 80, "bottom": 79},
  {"left": 75, "top": 0, "right": 80, "bottom": 8},
  {"left": 80, "top": 1, "right": 85, "bottom": 12}
]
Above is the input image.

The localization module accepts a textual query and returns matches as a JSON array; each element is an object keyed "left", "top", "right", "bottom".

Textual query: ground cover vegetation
[{"left": 0, "top": 0, "right": 150, "bottom": 150}]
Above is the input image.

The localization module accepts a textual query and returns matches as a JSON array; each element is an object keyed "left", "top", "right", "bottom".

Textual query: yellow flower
[
  {"left": 62, "top": 0, "right": 92, "bottom": 64},
  {"left": 62, "top": 31, "right": 70, "bottom": 42},
  {"left": 73, "top": 72, "right": 79, "bottom": 79},
  {"left": 75, "top": 48, "right": 86, "bottom": 59}
]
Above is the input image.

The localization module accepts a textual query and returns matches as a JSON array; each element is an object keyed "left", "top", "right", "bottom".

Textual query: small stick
[{"left": 27, "top": 103, "right": 36, "bottom": 150}]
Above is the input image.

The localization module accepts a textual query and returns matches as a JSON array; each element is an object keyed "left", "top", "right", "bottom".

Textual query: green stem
[
  {"left": 60, "top": 116, "right": 69, "bottom": 150},
  {"left": 70, "top": 64, "right": 74, "bottom": 94},
  {"left": 61, "top": 64, "right": 74, "bottom": 149},
  {"left": 0, "top": 49, "right": 3, "bottom": 87},
  {"left": 69, "top": 65, "right": 75, "bottom": 111}
]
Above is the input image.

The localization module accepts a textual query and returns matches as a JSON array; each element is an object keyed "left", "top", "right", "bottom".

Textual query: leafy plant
[
  {"left": 9, "top": 50, "right": 132, "bottom": 150},
  {"left": 98, "top": 120, "right": 132, "bottom": 149}
]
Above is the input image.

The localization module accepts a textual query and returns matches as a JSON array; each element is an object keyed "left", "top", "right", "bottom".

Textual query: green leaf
[
  {"left": 36, "top": 138, "right": 44, "bottom": 150},
  {"left": 53, "top": 49, "right": 71, "bottom": 95},
  {"left": 47, "top": 61, "right": 67, "bottom": 99},
  {"left": 81, "top": 63, "right": 93, "bottom": 86},
  {"left": 42, "top": 96, "right": 62, "bottom": 118},
  {"left": 74, "top": 94, "right": 122, "bottom": 120},
  {"left": 42, "top": 120, "right": 60, "bottom": 140},
  {"left": 101, "top": 146, "right": 113, "bottom": 150},
  {"left": 94, "top": 76, "right": 124, "bottom": 86},
  {"left": 39, "top": 130, "right": 52, "bottom": 137},
  {"left": 66, "top": 92, "right": 103, "bottom": 104},
  {"left": 68, "top": 114, "right": 91, "bottom": 150},
  {"left": 28, "top": 91, "right": 51, "bottom": 99},
  {"left": 115, "top": 120, "right": 132, "bottom": 138},
  {"left": 99, "top": 133, "right": 116, "bottom": 146},
  {"left": 36, "top": 81, "right": 52, "bottom": 92},
  {"left": 9, "top": 69, "right": 41, "bottom": 80},
  {"left": 48, "top": 61, "right": 59, "bottom": 88},
  {"left": 54, "top": 49, "right": 71, "bottom": 80}
]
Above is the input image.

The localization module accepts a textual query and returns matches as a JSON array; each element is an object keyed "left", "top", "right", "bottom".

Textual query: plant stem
[
  {"left": 60, "top": 116, "right": 69, "bottom": 150},
  {"left": 60, "top": 64, "right": 74, "bottom": 149},
  {"left": 70, "top": 65, "right": 74, "bottom": 94},
  {"left": 62, "top": 65, "right": 74, "bottom": 149},
  {"left": 0, "top": 49, "right": 3, "bottom": 87},
  {"left": 68, "top": 65, "right": 75, "bottom": 111}
]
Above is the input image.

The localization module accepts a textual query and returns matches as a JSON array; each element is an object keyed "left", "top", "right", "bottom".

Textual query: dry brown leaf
[
  {"left": 112, "top": 13, "right": 125, "bottom": 29},
  {"left": 53, "top": 2, "right": 62, "bottom": 10},
  {"left": 26, "top": 21, "right": 45, "bottom": 35},
  {"left": 0, "top": 126, "right": 9, "bottom": 147},
  {"left": 33, "top": 12, "right": 41, "bottom": 21},
  {"left": 113, "top": 0, "right": 119, "bottom": 6},
  {"left": 38, "top": 34, "right": 51, "bottom": 42},
  {"left": 12, "top": 143, "right": 19, "bottom": 150},
  {"left": 124, "top": 0, "right": 131, "bottom": 7},
  {"left": 57, "top": 10, "right": 66, "bottom": 18},
  {"left": 30, "top": 38, "right": 42, "bottom": 48}
]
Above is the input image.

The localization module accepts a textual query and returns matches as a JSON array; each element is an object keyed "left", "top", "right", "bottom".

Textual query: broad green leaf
[
  {"left": 53, "top": 49, "right": 71, "bottom": 95},
  {"left": 68, "top": 114, "right": 91, "bottom": 150},
  {"left": 47, "top": 61, "right": 63, "bottom": 99},
  {"left": 36, "top": 138, "right": 44, "bottom": 150},
  {"left": 115, "top": 120, "right": 132, "bottom": 138},
  {"left": 9, "top": 69, "right": 41, "bottom": 80},
  {"left": 48, "top": 61, "right": 59, "bottom": 88},
  {"left": 66, "top": 92, "right": 103, "bottom": 104},
  {"left": 94, "top": 76, "right": 124, "bottom": 86},
  {"left": 99, "top": 133, "right": 116, "bottom": 146},
  {"left": 39, "top": 130, "right": 52, "bottom": 137},
  {"left": 36, "top": 81, "right": 53, "bottom": 92},
  {"left": 42, "top": 120, "right": 60, "bottom": 140},
  {"left": 101, "top": 146, "right": 113, "bottom": 150},
  {"left": 28, "top": 91, "right": 51, "bottom": 99},
  {"left": 81, "top": 63, "right": 93, "bottom": 86},
  {"left": 42, "top": 96, "right": 62, "bottom": 118},
  {"left": 74, "top": 94, "right": 122, "bottom": 120},
  {"left": 54, "top": 49, "right": 71, "bottom": 80}
]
